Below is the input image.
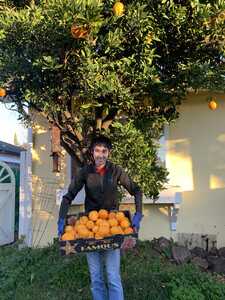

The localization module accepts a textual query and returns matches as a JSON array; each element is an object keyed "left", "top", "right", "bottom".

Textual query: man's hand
[
  {"left": 67, "top": 216, "right": 77, "bottom": 226},
  {"left": 57, "top": 218, "right": 65, "bottom": 237},
  {"left": 121, "top": 237, "right": 137, "bottom": 251},
  {"left": 132, "top": 212, "right": 143, "bottom": 232}
]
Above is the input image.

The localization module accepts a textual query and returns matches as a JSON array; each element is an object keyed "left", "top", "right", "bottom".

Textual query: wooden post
[{"left": 19, "top": 127, "right": 33, "bottom": 247}]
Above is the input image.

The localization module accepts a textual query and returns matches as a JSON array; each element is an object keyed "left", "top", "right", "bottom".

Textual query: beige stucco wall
[
  {"left": 167, "top": 92, "right": 225, "bottom": 248},
  {"left": 31, "top": 92, "right": 225, "bottom": 248},
  {"left": 31, "top": 115, "right": 69, "bottom": 247}
]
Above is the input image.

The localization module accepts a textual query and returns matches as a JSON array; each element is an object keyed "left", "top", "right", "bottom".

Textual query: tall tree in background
[{"left": 0, "top": 0, "right": 225, "bottom": 198}]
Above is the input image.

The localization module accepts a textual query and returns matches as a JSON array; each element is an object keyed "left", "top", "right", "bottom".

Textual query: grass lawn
[{"left": 0, "top": 240, "right": 225, "bottom": 300}]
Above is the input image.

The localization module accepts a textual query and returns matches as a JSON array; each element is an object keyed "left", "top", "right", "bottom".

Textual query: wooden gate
[{"left": 0, "top": 161, "right": 15, "bottom": 246}]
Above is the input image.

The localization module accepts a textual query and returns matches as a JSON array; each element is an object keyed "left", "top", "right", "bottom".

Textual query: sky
[{"left": 0, "top": 103, "right": 27, "bottom": 145}]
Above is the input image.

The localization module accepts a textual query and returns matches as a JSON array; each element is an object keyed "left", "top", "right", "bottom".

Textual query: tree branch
[
  {"left": 60, "top": 135, "right": 83, "bottom": 168},
  {"left": 101, "top": 108, "right": 118, "bottom": 130}
]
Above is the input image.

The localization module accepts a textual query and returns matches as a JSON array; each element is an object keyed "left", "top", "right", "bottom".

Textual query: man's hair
[{"left": 90, "top": 135, "right": 112, "bottom": 150}]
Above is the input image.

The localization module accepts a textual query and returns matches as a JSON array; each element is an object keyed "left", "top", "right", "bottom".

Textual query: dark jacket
[{"left": 59, "top": 161, "right": 142, "bottom": 219}]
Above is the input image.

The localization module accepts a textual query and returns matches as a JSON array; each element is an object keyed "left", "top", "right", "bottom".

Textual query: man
[{"left": 58, "top": 135, "right": 143, "bottom": 300}]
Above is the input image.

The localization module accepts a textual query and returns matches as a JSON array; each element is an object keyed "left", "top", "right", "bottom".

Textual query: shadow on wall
[
  {"left": 167, "top": 93, "right": 225, "bottom": 193},
  {"left": 164, "top": 93, "right": 225, "bottom": 247},
  {"left": 32, "top": 176, "right": 59, "bottom": 248}
]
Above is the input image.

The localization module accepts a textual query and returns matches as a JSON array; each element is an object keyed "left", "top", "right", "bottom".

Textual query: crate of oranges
[{"left": 59, "top": 209, "right": 138, "bottom": 255}]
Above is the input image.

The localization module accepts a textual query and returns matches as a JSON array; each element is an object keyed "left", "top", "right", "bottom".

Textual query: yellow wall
[
  {"left": 32, "top": 92, "right": 225, "bottom": 248},
  {"left": 168, "top": 92, "right": 225, "bottom": 248},
  {"left": 31, "top": 115, "right": 69, "bottom": 247}
]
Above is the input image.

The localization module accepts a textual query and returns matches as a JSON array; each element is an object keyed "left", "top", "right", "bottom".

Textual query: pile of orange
[{"left": 61, "top": 209, "right": 133, "bottom": 241}]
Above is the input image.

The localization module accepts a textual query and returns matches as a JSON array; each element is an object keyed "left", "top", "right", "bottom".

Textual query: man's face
[{"left": 92, "top": 144, "right": 110, "bottom": 167}]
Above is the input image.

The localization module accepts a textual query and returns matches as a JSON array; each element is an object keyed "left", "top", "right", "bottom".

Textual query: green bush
[{"left": 0, "top": 241, "right": 225, "bottom": 300}]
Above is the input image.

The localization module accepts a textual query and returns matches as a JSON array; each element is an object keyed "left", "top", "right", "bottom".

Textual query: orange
[
  {"left": 79, "top": 215, "right": 89, "bottom": 225},
  {"left": 61, "top": 232, "right": 75, "bottom": 241},
  {"left": 118, "top": 226, "right": 123, "bottom": 234},
  {"left": 78, "top": 228, "right": 90, "bottom": 238},
  {"left": 92, "top": 225, "right": 99, "bottom": 234},
  {"left": 75, "top": 220, "right": 80, "bottom": 226},
  {"left": 111, "top": 226, "right": 123, "bottom": 235},
  {"left": 100, "top": 220, "right": 110, "bottom": 228},
  {"left": 108, "top": 211, "right": 117, "bottom": 219},
  {"left": 89, "top": 210, "right": 99, "bottom": 221},
  {"left": 0, "top": 88, "right": 6, "bottom": 97},
  {"left": 74, "top": 222, "right": 79, "bottom": 232},
  {"left": 108, "top": 218, "right": 118, "bottom": 227},
  {"left": 86, "top": 220, "right": 95, "bottom": 230},
  {"left": 120, "top": 218, "right": 130, "bottom": 229},
  {"left": 113, "top": 2, "right": 124, "bottom": 17},
  {"left": 64, "top": 225, "right": 74, "bottom": 232},
  {"left": 116, "top": 211, "right": 125, "bottom": 222},
  {"left": 208, "top": 100, "right": 217, "bottom": 110},
  {"left": 124, "top": 227, "right": 133, "bottom": 234},
  {"left": 96, "top": 219, "right": 104, "bottom": 226},
  {"left": 76, "top": 224, "right": 87, "bottom": 235},
  {"left": 95, "top": 233, "right": 104, "bottom": 240},
  {"left": 88, "top": 231, "right": 94, "bottom": 239},
  {"left": 98, "top": 209, "right": 109, "bottom": 219},
  {"left": 98, "top": 226, "right": 110, "bottom": 237}
]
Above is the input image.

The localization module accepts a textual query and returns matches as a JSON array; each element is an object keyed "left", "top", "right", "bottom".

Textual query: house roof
[{"left": 0, "top": 140, "right": 25, "bottom": 156}]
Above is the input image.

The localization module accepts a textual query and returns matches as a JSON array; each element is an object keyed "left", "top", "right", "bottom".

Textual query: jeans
[{"left": 86, "top": 249, "right": 124, "bottom": 300}]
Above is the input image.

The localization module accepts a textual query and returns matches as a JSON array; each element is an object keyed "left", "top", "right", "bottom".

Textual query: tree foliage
[{"left": 0, "top": 0, "right": 225, "bottom": 197}]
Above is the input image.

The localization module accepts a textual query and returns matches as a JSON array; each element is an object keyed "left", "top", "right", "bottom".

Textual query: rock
[
  {"left": 214, "top": 273, "right": 225, "bottom": 283},
  {"left": 172, "top": 246, "right": 192, "bottom": 264},
  {"left": 191, "top": 247, "right": 207, "bottom": 258},
  {"left": 157, "top": 236, "right": 171, "bottom": 249},
  {"left": 207, "top": 255, "right": 219, "bottom": 266},
  {"left": 208, "top": 247, "right": 219, "bottom": 257},
  {"left": 208, "top": 257, "right": 225, "bottom": 274},
  {"left": 151, "top": 237, "right": 172, "bottom": 258},
  {"left": 150, "top": 248, "right": 162, "bottom": 258},
  {"left": 152, "top": 237, "right": 171, "bottom": 251},
  {"left": 191, "top": 256, "right": 209, "bottom": 270},
  {"left": 218, "top": 247, "right": 225, "bottom": 258}
]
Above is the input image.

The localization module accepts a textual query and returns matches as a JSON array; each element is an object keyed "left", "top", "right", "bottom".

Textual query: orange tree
[{"left": 0, "top": 0, "right": 225, "bottom": 198}]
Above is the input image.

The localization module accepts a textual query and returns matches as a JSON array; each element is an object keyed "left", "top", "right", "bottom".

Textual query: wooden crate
[{"left": 59, "top": 210, "right": 138, "bottom": 255}]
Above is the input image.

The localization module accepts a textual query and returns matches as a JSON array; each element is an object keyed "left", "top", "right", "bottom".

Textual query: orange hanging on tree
[
  {"left": 146, "top": 32, "right": 153, "bottom": 45},
  {"left": 113, "top": 1, "right": 124, "bottom": 17},
  {"left": 0, "top": 88, "right": 6, "bottom": 97},
  {"left": 208, "top": 98, "right": 217, "bottom": 110}
]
